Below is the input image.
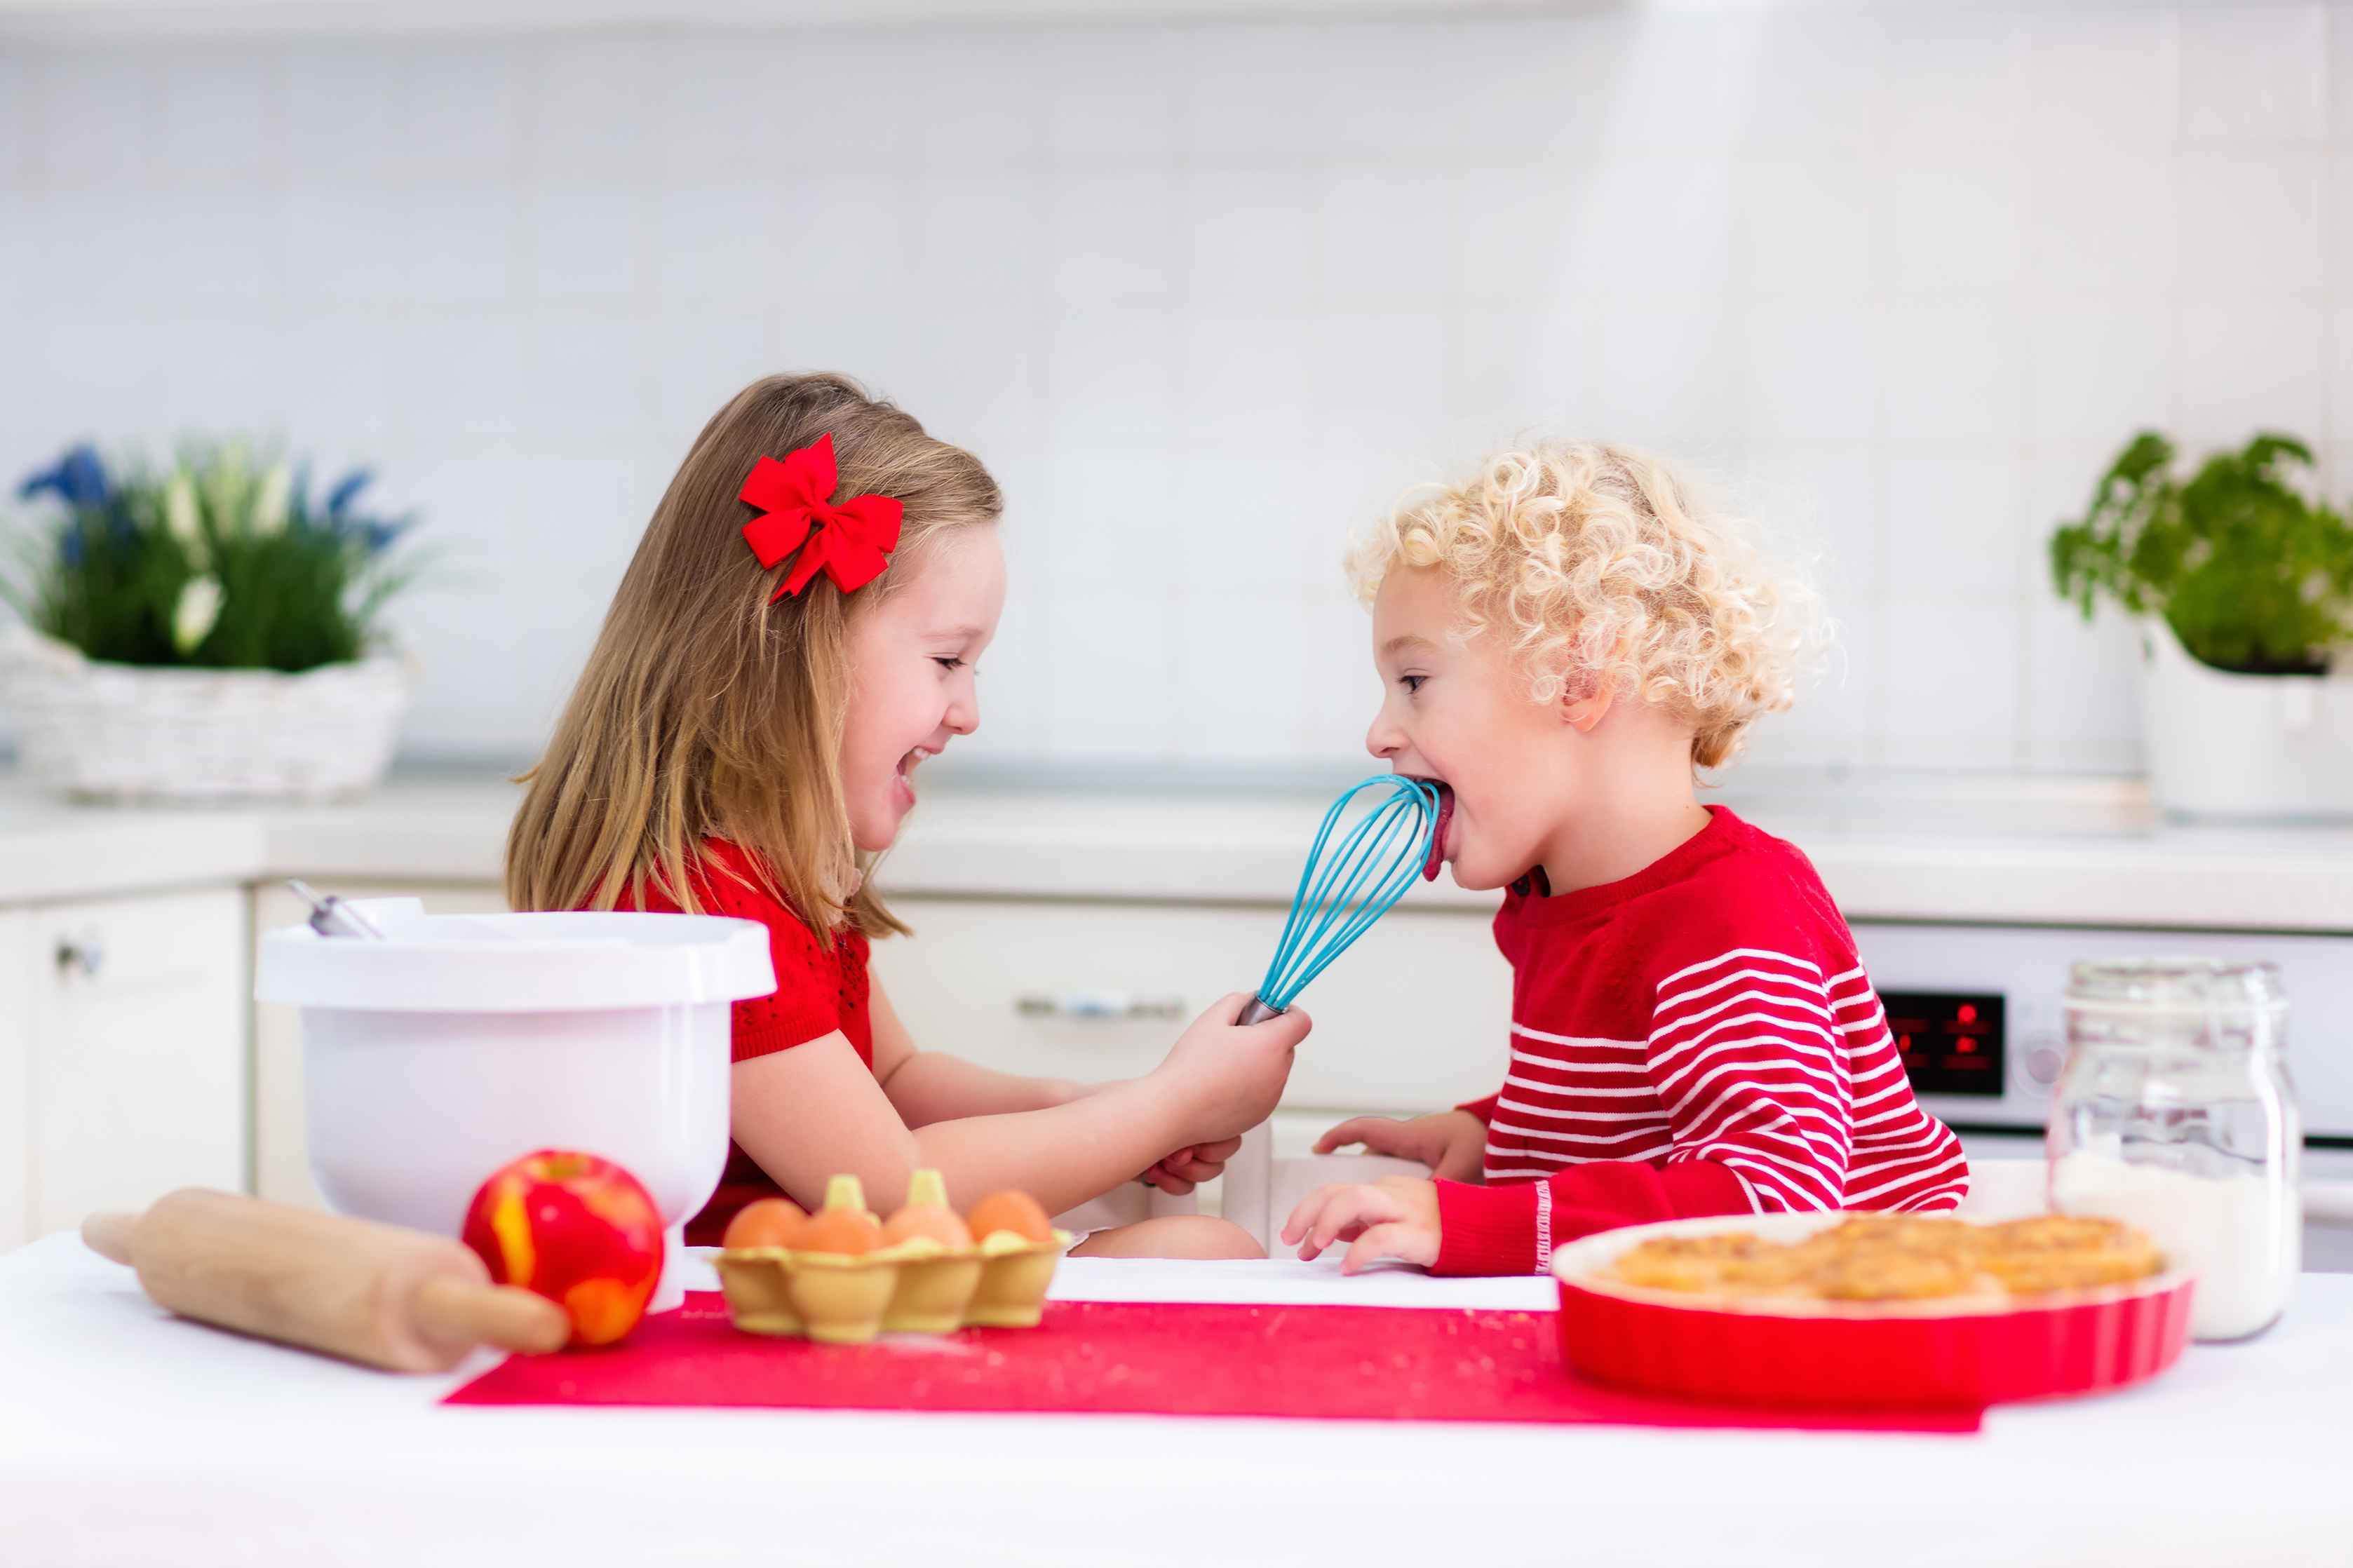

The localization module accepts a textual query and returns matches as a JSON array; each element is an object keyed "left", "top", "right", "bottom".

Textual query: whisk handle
[{"left": 1234, "top": 996, "right": 1284, "bottom": 1026}]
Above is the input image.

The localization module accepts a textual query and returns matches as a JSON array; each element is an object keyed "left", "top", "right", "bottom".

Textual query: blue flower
[
  {"left": 59, "top": 525, "right": 86, "bottom": 569},
  {"left": 358, "top": 517, "right": 412, "bottom": 555},
  {"left": 326, "top": 468, "right": 374, "bottom": 521},
  {"left": 18, "top": 444, "right": 110, "bottom": 510}
]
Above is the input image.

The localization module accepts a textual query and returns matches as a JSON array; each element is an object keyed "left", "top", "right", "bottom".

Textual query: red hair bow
[{"left": 739, "top": 433, "right": 903, "bottom": 602}]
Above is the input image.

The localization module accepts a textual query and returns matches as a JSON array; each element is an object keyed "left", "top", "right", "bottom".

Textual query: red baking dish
[{"left": 1551, "top": 1214, "right": 2195, "bottom": 1410}]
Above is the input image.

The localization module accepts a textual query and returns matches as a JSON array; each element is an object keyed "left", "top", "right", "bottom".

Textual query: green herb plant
[{"left": 2050, "top": 431, "right": 2353, "bottom": 676}]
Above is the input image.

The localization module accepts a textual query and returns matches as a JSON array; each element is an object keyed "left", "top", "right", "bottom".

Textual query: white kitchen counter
[
  {"left": 7, "top": 769, "right": 2353, "bottom": 930},
  {"left": 4, "top": 1233, "right": 2349, "bottom": 1567}
]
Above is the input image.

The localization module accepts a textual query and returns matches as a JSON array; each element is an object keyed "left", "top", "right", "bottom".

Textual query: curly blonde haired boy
[{"left": 1284, "top": 442, "right": 1967, "bottom": 1278}]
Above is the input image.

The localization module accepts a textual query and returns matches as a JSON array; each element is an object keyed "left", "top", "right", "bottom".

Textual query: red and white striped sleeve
[{"left": 1645, "top": 946, "right": 1853, "bottom": 1213}]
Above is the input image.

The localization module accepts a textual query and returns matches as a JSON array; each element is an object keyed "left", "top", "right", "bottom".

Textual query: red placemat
[{"left": 446, "top": 1292, "right": 1978, "bottom": 1433}]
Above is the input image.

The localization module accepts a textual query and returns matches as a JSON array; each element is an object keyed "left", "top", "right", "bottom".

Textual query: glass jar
[{"left": 2047, "top": 959, "right": 2300, "bottom": 1341}]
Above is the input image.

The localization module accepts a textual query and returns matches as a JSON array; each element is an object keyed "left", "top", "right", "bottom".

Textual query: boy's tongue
[{"left": 1422, "top": 784, "right": 1455, "bottom": 881}]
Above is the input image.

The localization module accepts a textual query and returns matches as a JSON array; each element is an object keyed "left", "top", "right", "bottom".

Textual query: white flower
[
  {"left": 252, "top": 461, "right": 291, "bottom": 536},
  {"left": 172, "top": 575, "right": 224, "bottom": 655},
  {"left": 164, "top": 472, "right": 203, "bottom": 565},
  {"left": 201, "top": 445, "right": 250, "bottom": 535}
]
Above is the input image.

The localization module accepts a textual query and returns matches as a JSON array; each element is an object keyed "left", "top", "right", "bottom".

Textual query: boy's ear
[{"left": 1561, "top": 685, "right": 1614, "bottom": 734}]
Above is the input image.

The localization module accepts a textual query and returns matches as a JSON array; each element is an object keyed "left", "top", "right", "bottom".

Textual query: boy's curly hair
[{"left": 1347, "top": 442, "right": 1824, "bottom": 770}]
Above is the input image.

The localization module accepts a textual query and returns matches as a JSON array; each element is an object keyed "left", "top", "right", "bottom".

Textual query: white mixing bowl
[{"left": 255, "top": 900, "right": 774, "bottom": 1313}]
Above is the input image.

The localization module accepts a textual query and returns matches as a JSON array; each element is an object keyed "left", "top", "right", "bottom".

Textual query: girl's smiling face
[
  {"left": 1365, "top": 566, "right": 1579, "bottom": 891},
  {"left": 840, "top": 526, "right": 1006, "bottom": 852}
]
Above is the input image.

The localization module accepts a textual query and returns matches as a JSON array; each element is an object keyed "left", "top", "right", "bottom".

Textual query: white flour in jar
[{"left": 2050, "top": 1150, "right": 2298, "bottom": 1340}]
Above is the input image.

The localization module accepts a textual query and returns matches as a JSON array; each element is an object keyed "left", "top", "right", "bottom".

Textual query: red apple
[{"left": 461, "top": 1149, "right": 664, "bottom": 1348}]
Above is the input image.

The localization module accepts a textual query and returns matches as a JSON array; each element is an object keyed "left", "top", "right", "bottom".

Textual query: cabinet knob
[
  {"left": 1015, "top": 991, "right": 1187, "bottom": 1022},
  {"left": 55, "top": 933, "right": 104, "bottom": 980}
]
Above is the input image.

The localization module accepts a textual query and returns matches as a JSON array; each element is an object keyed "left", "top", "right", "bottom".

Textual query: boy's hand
[
  {"left": 1153, "top": 993, "right": 1309, "bottom": 1146},
  {"left": 1314, "top": 1109, "right": 1486, "bottom": 1182},
  {"left": 1139, "top": 1135, "right": 1244, "bottom": 1196},
  {"left": 1281, "top": 1176, "right": 1441, "bottom": 1273}
]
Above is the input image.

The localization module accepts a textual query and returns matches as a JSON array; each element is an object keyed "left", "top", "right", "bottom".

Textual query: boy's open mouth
[{"left": 1408, "top": 778, "right": 1455, "bottom": 881}]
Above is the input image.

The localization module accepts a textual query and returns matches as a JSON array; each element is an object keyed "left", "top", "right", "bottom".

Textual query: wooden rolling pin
[{"left": 83, "top": 1188, "right": 571, "bottom": 1373}]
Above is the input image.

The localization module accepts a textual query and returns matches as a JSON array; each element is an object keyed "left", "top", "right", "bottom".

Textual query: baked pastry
[
  {"left": 1976, "top": 1216, "right": 2165, "bottom": 1294},
  {"left": 1608, "top": 1232, "right": 1765, "bottom": 1293},
  {"left": 1604, "top": 1212, "right": 2164, "bottom": 1307}
]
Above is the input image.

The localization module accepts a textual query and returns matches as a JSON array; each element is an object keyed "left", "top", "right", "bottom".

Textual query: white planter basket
[
  {"left": 2141, "top": 619, "right": 2353, "bottom": 820},
  {"left": 1, "top": 627, "right": 411, "bottom": 804}
]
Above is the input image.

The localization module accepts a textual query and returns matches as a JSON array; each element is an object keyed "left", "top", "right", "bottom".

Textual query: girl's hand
[
  {"left": 1152, "top": 994, "right": 1310, "bottom": 1146},
  {"left": 1281, "top": 1177, "right": 1441, "bottom": 1273},
  {"left": 1314, "top": 1109, "right": 1487, "bottom": 1183},
  {"left": 1139, "top": 1135, "right": 1245, "bottom": 1196}
]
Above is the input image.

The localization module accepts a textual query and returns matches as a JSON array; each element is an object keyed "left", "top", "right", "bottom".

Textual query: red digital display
[{"left": 1880, "top": 991, "right": 2006, "bottom": 1097}]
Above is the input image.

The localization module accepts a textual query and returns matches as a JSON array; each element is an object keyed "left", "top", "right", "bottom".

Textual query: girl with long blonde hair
[{"left": 509, "top": 372, "right": 1299, "bottom": 1256}]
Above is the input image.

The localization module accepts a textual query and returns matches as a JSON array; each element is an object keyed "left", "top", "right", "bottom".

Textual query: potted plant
[
  {"left": 2051, "top": 431, "right": 2353, "bottom": 818},
  {"left": 1, "top": 441, "right": 420, "bottom": 802}
]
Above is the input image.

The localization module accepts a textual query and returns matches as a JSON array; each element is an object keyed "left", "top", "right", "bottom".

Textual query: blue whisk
[{"left": 1235, "top": 775, "right": 1443, "bottom": 1026}]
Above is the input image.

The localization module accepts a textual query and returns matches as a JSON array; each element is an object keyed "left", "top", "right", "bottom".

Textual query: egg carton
[{"left": 715, "top": 1230, "right": 1073, "bottom": 1344}]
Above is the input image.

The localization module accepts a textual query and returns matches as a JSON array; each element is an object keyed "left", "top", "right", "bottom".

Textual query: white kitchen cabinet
[
  {"left": 0, "top": 911, "right": 32, "bottom": 1251},
  {"left": 21, "top": 888, "right": 248, "bottom": 1239},
  {"left": 249, "top": 881, "right": 508, "bottom": 1209},
  {"left": 872, "top": 895, "right": 1512, "bottom": 1117}
]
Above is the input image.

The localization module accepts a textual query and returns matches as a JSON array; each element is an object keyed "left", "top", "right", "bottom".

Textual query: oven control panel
[{"left": 1879, "top": 990, "right": 2005, "bottom": 1098}]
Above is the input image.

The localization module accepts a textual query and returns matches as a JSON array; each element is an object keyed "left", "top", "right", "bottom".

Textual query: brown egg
[
  {"left": 799, "top": 1207, "right": 884, "bottom": 1256},
  {"left": 966, "top": 1189, "right": 1053, "bottom": 1245},
  {"left": 721, "top": 1197, "right": 807, "bottom": 1251},
  {"left": 797, "top": 1173, "right": 885, "bottom": 1257},
  {"left": 883, "top": 1168, "right": 973, "bottom": 1250}
]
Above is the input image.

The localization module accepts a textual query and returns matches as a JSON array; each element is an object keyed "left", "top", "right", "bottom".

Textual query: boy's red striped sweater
[{"left": 1432, "top": 806, "right": 1969, "bottom": 1277}]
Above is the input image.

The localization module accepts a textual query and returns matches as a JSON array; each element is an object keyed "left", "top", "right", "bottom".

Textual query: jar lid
[{"left": 2064, "top": 957, "right": 2287, "bottom": 1021}]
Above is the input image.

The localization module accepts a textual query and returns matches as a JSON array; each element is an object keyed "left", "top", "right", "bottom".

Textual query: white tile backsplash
[
  {"left": 645, "top": 184, "right": 783, "bottom": 306},
  {"left": 2176, "top": 152, "right": 2328, "bottom": 295},
  {"left": 34, "top": 51, "right": 154, "bottom": 187},
  {"left": 2178, "top": 4, "right": 2328, "bottom": 148},
  {"left": 1741, "top": 300, "right": 1882, "bottom": 442},
  {"left": 155, "top": 53, "right": 278, "bottom": 191},
  {"left": 1886, "top": 452, "right": 2026, "bottom": 607},
  {"left": 1878, "top": 9, "right": 2025, "bottom": 163},
  {"left": 1183, "top": 164, "right": 1321, "bottom": 313},
  {"left": 1733, "top": 156, "right": 1879, "bottom": 299},
  {"left": 1887, "top": 155, "right": 2023, "bottom": 294},
  {"left": 1319, "top": 164, "right": 1459, "bottom": 313},
  {"left": 1558, "top": 156, "right": 1741, "bottom": 307},
  {"left": 1881, "top": 299, "right": 2024, "bottom": 445},
  {"left": 2178, "top": 302, "right": 2331, "bottom": 442},
  {"left": 1734, "top": 8, "right": 1889, "bottom": 154},
  {"left": 913, "top": 167, "right": 1049, "bottom": 304},
  {"left": 1173, "top": 590, "right": 1317, "bottom": 762},
  {"left": 1588, "top": 297, "right": 1749, "bottom": 448},
  {"left": 520, "top": 180, "right": 652, "bottom": 305},
  {"left": 2025, "top": 295, "right": 2180, "bottom": 444},
  {"left": 1179, "top": 313, "right": 1320, "bottom": 447},
  {"left": 2336, "top": 4, "right": 2353, "bottom": 144},
  {"left": 7, "top": 4, "right": 2351, "bottom": 779},
  {"left": 2023, "top": 147, "right": 2179, "bottom": 298},
  {"left": 1882, "top": 598, "right": 2028, "bottom": 771},
  {"left": 1042, "top": 585, "right": 1180, "bottom": 763},
  {"left": 2022, "top": 599, "right": 2145, "bottom": 774},
  {"left": 1047, "top": 169, "right": 1182, "bottom": 304}
]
